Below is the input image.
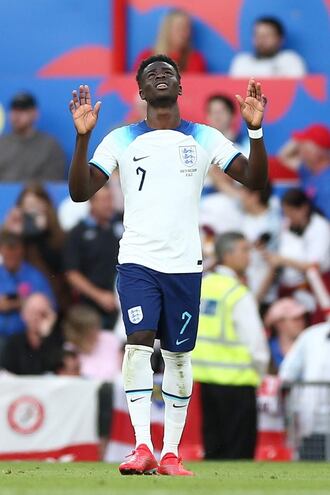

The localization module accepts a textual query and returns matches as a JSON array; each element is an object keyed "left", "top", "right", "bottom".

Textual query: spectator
[
  {"left": 205, "top": 94, "right": 249, "bottom": 156},
  {"left": 265, "top": 298, "right": 308, "bottom": 373},
  {"left": 193, "top": 232, "right": 269, "bottom": 459},
  {"left": 239, "top": 184, "right": 281, "bottom": 306},
  {"left": 63, "top": 305, "right": 121, "bottom": 380},
  {"left": 203, "top": 95, "right": 247, "bottom": 197},
  {"left": 279, "top": 320, "right": 330, "bottom": 459},
  {"left": 134, "top": 10, "right": 206, "bottom": 73},
  {"left": 229, "top": 17, "right": 306, "bottom": 77},
  {"left": 64, "top": 186, "right": 120, "bottom": 328},
  {"left": 199, "top": 188, "right": 243, "bottom": 234},
  {"left": 265, "top": 189, "right": 330, "bottom": 297},
  {"left": 56, "top": 345, "right": 81, "bottom": 376},
  {"left": 200, "top": 182, "right": 281, "bottom": 306},
  {"left": 0, "top": 92, "right": 66, "bottom": 180},
  {"left": 4, "top": 183, "right": 66, "bottom": 306},
  {"left": 63, "top": 305, "right": 119, "bottom": 459},
  {"left": 1, "top": 293, "right": 62, "bottom": 375},
  {"left": 0, "top": 231, "right": 55, "bottom": 347},
  {"left": 57, "top": 196, "right": 90, "bottom": 232},
  {"left": 278, "top": 125, "right": 330, "bottom": 219}
]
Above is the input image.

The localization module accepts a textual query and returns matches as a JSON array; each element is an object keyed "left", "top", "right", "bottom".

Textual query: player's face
[{"left": 139, "top": 61, "right": 182, "bottom": 107}]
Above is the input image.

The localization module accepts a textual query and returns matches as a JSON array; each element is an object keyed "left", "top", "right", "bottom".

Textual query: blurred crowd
[{"left": 0, "top": 8, "right": 329, "bottom": 460}]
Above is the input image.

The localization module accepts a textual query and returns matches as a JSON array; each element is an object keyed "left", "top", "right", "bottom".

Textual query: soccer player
[{"left": 68, "top": 55, "right": 268, "bottom": 475}]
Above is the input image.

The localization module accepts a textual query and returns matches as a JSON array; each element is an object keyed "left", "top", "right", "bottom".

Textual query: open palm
[
  {"left": 236, "top": 79, "right": 267, "bottom": 129},
  {"left": 69, "top": 85, "right": 101, "bottom": 135}
]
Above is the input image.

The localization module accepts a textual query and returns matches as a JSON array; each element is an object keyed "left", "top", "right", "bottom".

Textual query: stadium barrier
[
  {"left": 0, "top": 375, "right": 100, "bottom": 461},
  {"left": 3, "top": 373, "right": 329, "bottom": 462},
  {"left": 283, "top": 382, "right": 330, "bottom": 461}
]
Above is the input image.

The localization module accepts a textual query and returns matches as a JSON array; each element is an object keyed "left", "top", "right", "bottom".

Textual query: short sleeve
[
  {"left": 89, "top": 127, "right": 130, "bottom": 177},
  {"left": 193, "top": 124, "right": 241, "bottom": 171}
]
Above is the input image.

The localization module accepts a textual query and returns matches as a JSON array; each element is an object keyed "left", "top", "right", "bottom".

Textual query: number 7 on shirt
[{"left": 136, "top": 167, "right": 146, "bottom": 191}]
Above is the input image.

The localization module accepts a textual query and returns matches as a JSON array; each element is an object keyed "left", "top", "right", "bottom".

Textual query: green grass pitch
[{"left": 1, "top": 461, "right": 330, "bottom": 495}]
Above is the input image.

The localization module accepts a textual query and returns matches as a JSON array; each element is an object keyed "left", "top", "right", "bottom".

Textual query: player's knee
[
  {"left": 127, "top": 330, "right": 155, "bottom": 347},
  {"left": 161, "top": 349, "right": 191, "bottom": 363}
]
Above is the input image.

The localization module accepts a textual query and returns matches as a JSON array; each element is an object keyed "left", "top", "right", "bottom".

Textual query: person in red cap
[
  {"left": 279, "top": 124, "right": 330, "bottom": 219},
  {"left": 265, "top": 297, "right": 308, "bottom": 374}
]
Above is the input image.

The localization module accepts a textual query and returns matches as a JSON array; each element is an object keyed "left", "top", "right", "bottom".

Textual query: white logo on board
[{"left": 128, "top": 306, "right": 143, "bottom": 324}]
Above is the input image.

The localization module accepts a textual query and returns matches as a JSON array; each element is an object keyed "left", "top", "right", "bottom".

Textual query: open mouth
[{"left": 156, "top": 82, "right": 168, "bottom": 90}]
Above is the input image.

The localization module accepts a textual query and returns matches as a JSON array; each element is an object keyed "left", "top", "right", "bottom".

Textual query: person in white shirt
[
  {"left": 265, "top": 189, "right": 330, "bottom": 293},
  {"left": 68, "top": 54, "right": 268, "bottom": 475},
  {"left": 200, "top": 182, "right": 281, "bottom": 303},
  {"left": 239, "top": 184, "right": 281, "bottom": 303},
  {"left": 280, "top": 321, "right": 330, "bottom": 459},
  {"left": 229, "top": 17, "right": 307, "bottom": 78},
  {"left": 280, "top": 321, "right": 330, "bottom": 383}
]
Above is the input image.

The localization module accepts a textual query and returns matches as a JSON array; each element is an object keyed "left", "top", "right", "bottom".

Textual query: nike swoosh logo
[
  {"left": 133, "top": 156, "right": 149, "bottom": 162},
  {"left": 176, "top": 338, "right": 190, "bottom": 346},
  {"left": 130, "top": 397, "right": 144, "bottom": 403},
  {"left": 173, "top": 404, "right": 187, "bottom": 408}
]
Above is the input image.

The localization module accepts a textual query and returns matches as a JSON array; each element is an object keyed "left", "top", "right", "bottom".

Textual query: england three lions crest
[
  {"left": 128, "top": 305, "right": 143, "bottom": 324},
  {"left": 179, "top": 145, "right": 197, "bottom": 166}
]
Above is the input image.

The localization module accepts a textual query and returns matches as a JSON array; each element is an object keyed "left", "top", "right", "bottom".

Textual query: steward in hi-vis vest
[
  {"left": 193, "top": 272, "right": 259, "bottom": 387},
  {"left": 192, "top": 232, "right": 269, "bottom": 460}
]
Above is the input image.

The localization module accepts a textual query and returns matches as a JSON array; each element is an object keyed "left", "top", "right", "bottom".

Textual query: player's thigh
[
  {"left": 158, "top": 272, "right": 202, "bottom": 352},
  {"left": 116, "top": 263, "right": 162, "bottom": 336}
]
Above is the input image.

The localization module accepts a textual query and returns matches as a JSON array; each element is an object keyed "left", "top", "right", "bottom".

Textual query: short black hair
[
  {"left": 206, "top": 94, "right": 235, "bottom": 115},
  {"left": 136, "top": 54, "right": 181, "bottom": 86},
  {"left": 281, "top": 188, "right": 311, "bottom": 208},
  {"left": 10, "top": 92, "right": 37, "bottom": 110},
  {"left": 255, "top": 16, "right": 285, "bottom": 37}
]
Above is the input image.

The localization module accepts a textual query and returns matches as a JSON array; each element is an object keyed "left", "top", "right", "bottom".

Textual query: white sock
[
  {"left": 122, "top": 344, "right": 154, "bottom": 452},
  {"left": 161, "top": 349, "right": 193, "bottom": 458}
]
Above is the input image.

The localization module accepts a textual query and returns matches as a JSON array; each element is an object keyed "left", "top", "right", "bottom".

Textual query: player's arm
[
  {"left": 69, "top": 85, "right": 107, "bottom": 202},
  {"left": 226, "top": 79, "right": 268, "bottom": 190}
]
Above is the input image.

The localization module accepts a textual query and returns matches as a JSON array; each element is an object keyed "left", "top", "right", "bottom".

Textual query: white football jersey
[{"left": 90, "top": 120, "right": 241, "bottom": 273}]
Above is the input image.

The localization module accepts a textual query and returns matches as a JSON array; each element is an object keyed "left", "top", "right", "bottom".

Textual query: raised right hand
[{"left": 69, "top": 85, "right": 101, "bottom": 135}]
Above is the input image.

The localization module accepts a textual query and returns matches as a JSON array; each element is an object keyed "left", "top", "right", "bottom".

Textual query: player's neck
[{"left": 146, "top": 105, "right": 181, "bottom": 130}]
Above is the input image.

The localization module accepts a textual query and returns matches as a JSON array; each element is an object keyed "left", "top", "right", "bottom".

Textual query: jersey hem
[{"left": 118, "top": 256, "right": 203, "bottom": 274}]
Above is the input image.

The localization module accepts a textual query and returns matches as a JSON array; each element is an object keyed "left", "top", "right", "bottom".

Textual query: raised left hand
[{"left": 235, "top": 78, "right": 267, "bottom": 130}]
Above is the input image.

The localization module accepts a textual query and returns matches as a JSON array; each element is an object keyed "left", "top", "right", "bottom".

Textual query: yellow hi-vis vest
[{"left": 192, "top": 272, "right": 260, "bottom": 387}]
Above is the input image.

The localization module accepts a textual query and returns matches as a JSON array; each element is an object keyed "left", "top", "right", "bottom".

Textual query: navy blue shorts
[{"left": 116, "top": 263, "right": 202, "bottom": 352}]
